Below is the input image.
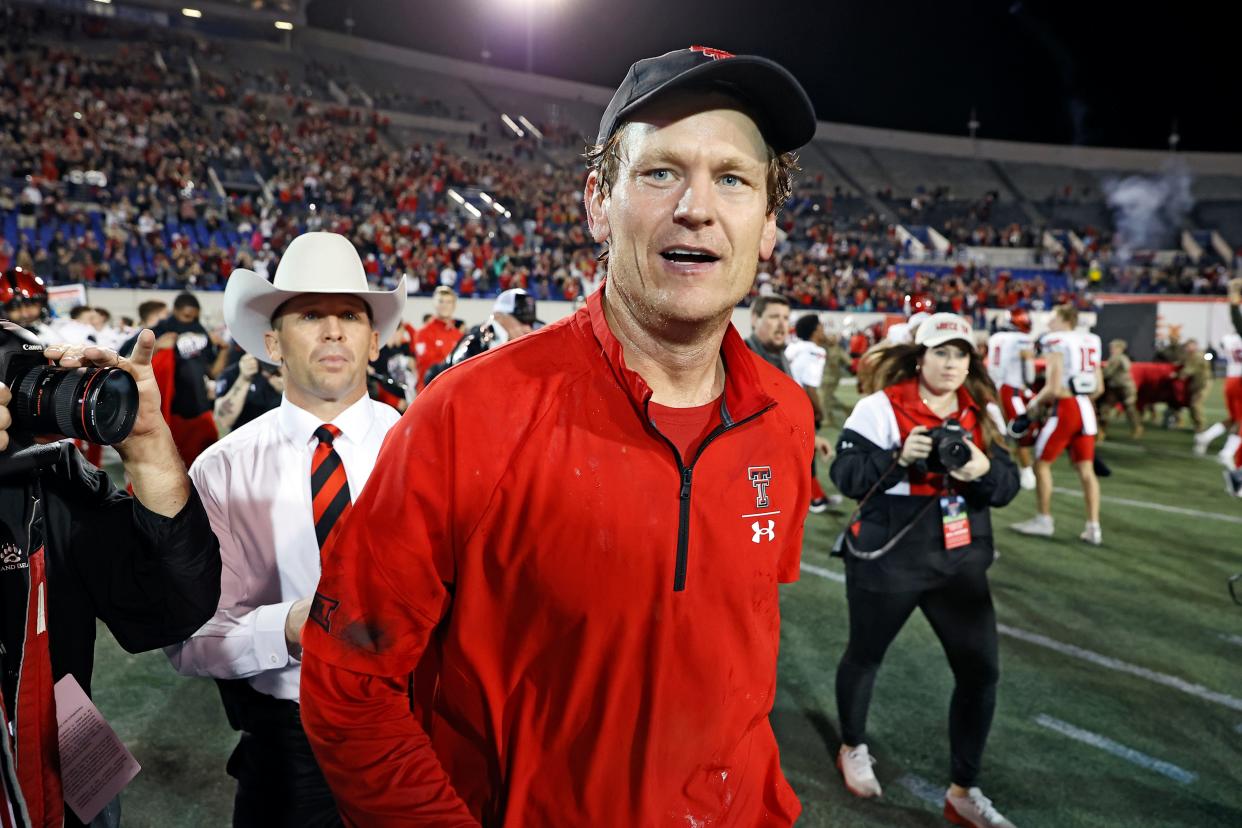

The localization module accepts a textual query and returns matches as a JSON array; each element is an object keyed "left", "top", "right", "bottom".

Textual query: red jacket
[
  {"left": 301, "top": 287, "right": 814, "bottom": 826},
  {"left": 413, "top": 317, "right": 464, "bottom": 389}
]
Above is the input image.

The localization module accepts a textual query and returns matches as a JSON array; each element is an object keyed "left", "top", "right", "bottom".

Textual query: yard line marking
[
  {"left": 1219, "top": 633, "right": 1242, "bottom": 648},
  {"left": 797, "top": 564, "right": 1242, "bottom": 711},
  {"left": 895, "top": 773, "right": 944, "bottom": 806},
  {"left": 800, "top": 562, "right": 845, "bottom": 583},
  {"left": 1033, "top": 714, "right": 1198, "bottom": 785},
  {"left": 998, "top": 625, "right": 1242, "bottom": 712},
  {"left": 1052, "top": 487, "right": 1242, "bottom": 524}
]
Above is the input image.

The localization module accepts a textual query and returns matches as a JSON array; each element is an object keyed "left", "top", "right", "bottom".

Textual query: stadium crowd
[{"left": 2, "top": 5, "right": 1237, "bottom": 317}]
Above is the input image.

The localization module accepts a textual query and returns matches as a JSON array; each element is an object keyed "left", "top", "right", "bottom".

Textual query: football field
[{"left": 92, "top": 383, "right": 1242, "bottom": 826}]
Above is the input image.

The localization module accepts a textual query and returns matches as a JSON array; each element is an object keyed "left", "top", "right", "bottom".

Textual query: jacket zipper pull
[{"left": 680, "top": 467, "right": 693, "bottom": 499}]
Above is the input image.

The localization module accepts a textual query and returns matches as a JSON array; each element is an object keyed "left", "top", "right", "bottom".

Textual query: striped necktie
[{"left": 311, "top": 424, "right": 352, "bottom": 553}]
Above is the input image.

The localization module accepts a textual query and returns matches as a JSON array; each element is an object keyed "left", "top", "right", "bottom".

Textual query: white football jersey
[
  {"left": 987, "top": 331, "right": 1034, "bottom": 389},
  {"left": 785, "top": 338, "right": 827, "bottom": 388},
  {"left": 1040, "top": 330, "right": 1102, "bottom": 394},
  {"left": 1222, "top": 333, "right": 1242, "bottom": 379}
]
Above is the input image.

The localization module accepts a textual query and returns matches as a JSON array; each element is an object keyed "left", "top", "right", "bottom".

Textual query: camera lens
[
  {"left": 940, "top": 438, "right": 971, "bottom": 471},
  {"left": 11, "top": 365, "right": 139, "bottom": 445}
]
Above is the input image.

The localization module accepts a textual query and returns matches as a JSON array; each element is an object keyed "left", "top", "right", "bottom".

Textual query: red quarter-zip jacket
[{"left": 301, "top": 286, "right": 814, "bottom": 826}]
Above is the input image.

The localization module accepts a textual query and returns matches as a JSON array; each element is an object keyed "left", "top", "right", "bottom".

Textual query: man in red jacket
[
  {"left": 413, "top": 286, "right": 463, "bottom": 389},
  {"left": 301, "top": 46, "right": 818, "bottom": 826}
]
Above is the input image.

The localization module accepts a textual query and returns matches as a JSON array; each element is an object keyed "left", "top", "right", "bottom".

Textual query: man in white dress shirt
[{"left": 165, "top": 232, "right": 405, "bottom": 827}]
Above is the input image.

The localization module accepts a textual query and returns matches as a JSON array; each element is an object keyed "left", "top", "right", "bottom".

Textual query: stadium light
[
  {"left": 500, "top": 114, "right": 525, "bottom": 138},
  {"left": 91, "top": 0, "right": 113, "bottom": 5},
  {"left": 517, "top": 116, "right": 543, "bottom": 140},
  {"left": 275, "top": 21, "right": 294, "bottom": 31},
  {"left": 497, "top": 0, "right": 563, "bottom": 73},
  {"left": 182, "top": 8, "right": 202, "bottom": 18}
]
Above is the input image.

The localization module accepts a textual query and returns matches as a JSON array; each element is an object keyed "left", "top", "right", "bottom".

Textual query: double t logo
[{"left": 748, "top": 466, "right": 772, "bottom": 509}]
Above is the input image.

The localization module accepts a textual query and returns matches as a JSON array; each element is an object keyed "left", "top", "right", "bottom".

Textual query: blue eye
[
  {"left": 721, "top": 174, "right": 741, "bottom": 187},
  {"left": 648, "top": 169, "right": 671, "bottom": 181}
]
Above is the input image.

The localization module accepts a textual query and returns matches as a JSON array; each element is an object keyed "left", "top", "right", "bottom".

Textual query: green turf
[{"left": 91, "top": 384, "right": 1242, "bottom": 826}]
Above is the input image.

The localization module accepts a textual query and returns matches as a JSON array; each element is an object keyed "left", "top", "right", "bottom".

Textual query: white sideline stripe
[
  {"left": 1033, "top": 714, "right": 1198, "bottom": 785},
  {"left": 797, "top": 564, "right": 1242, "bottom": 712},
  {"left": 1235, "top": 723, "right": 1242, "bottom": 735},
  {"left": 998, "top": 625, "right": 1242, "bottom": 712},
  {"left": 800, "top": 562, "right": 845, "bottom": 583},
  {"left": 1052, "top": 487, "right": 1242, "bottom": 524},
  {"left": 895, "top": 773, "right": 944, "bottom": 806}
]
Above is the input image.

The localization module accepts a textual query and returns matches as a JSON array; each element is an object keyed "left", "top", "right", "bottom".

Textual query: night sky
[{"left": 306, "top": 0, "right": 1239, "bottom": 153}]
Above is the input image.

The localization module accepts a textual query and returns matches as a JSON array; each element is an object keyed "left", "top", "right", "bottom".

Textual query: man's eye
[
  {"left": 646, "top": 169, "right": 671, "bottom": 181},
  {"left": 721, "top": 174, "right": 742, "bottom": 187}
]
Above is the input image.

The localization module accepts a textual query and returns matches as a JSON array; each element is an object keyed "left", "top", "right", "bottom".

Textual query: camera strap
[{"left": 839, "top": 453, "right": 940, "bottom": 561}]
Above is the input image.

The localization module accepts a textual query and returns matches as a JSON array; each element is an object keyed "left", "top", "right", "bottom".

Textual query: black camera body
[
  {"left": 919, "top": 417, "right": 973, "bottom": 474},
  {"left": 1, "top": 321, "right": 139, "bottom": 446}
]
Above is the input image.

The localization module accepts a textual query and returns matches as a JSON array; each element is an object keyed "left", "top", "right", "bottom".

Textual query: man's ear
[
  {"left": 759, "top": 211, "right": 778, "bottom": 261},
  {"left": 263, "top": 330, "right": 281, "bottom": 364},
  {"left": 368, "top": 329, "right": 380, "bottom": 362},
  {"left": 584, "top": 170, "right": 611, "bottom": 245}
]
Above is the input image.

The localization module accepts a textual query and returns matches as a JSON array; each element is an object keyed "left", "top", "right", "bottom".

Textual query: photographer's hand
[
  {"left": 0, "top": 382, "right": 11, "bottom": 452},
  {"left": 45, "top": 330, "right": 189, "bottom": 517},
  {"left": 949, "top": 439, "right": 992, "bottom": 482},
  {"left": 898, "top": 425, "right": 933, "bottom": 467}
]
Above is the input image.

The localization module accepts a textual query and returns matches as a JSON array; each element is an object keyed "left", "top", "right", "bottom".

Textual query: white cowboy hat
[{"left": 224, "top": 232, "right": 406, "bottom": 365}]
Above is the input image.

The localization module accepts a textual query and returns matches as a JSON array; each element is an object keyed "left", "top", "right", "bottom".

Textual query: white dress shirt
[{"left": 166, "top": 393, "right": 400, "bottom": 701}]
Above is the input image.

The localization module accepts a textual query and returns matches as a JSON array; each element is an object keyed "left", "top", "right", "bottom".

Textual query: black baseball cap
[{"left": 597, "top": 46, "right": 817, "bottom": 154}]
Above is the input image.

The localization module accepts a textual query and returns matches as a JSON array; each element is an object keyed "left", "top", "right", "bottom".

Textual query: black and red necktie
[{"left": 311, "top": 425, "right": 352, "bottom": 554}]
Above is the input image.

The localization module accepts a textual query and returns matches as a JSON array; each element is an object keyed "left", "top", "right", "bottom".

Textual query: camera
[
  {"left": 919, "top": 417, "right": 972, "bottom": 474},
  {"left": 0, "top": 321, "right": 139, "bottom": 446}
]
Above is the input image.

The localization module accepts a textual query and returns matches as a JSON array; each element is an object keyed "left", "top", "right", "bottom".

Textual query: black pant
[
  {"left": 835, "top": 567, "right": 999, "bottom": 787},
  {"left": 223, "top": 691, "right": 343, "bottom": 828}
]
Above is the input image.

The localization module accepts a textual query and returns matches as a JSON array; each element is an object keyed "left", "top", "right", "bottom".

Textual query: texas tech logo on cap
[{"left": 690, "top": 45, "right": 735, "bottom": 60}]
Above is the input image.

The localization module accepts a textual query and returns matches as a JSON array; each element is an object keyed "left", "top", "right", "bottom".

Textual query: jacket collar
[
  {"left": 583, "top": 283, "right": 776, "bottom": 425},
  {"left": 888, "top": 377, "right": 980, "bottom": 425}
]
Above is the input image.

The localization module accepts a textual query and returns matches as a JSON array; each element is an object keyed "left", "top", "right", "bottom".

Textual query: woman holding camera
[{"left": 829, "top": 313, "right": 1020, "bottom": 828}]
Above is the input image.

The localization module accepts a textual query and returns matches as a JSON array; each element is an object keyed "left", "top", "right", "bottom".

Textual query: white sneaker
[
  {"left": 1018, "top": 466, "right": 1036, "bottom": 491},
  {"left": 1192, "top": 436, "right": 1209, "bottom": 456},
  {"left": 1217, "top": 450, "right": 1237, "bottom": 470},
  {"left": 944, "top": 787, "right": 1017, "bottom": 828},
  {"left": 1010, "top": 514, "right": 1054, "bottom": 537},
  {"left": 1079, "top": 523, "right": 1102, "bottom": 546},
  {"left": 836, "top": 744, "right": 882, "bottom": 798}
]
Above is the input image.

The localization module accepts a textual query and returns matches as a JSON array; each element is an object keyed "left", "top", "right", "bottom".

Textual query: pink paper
[{"left": 54, "top": 675, "right": 141, "bottom": 824}]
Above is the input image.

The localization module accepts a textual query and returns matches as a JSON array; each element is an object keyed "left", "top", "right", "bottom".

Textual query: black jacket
[
  {"left": 1, "top": 442, "right": 221, "bottom": 826},
  {"left": 830, "top": 426, "right": 1019, "bottom": 592}
]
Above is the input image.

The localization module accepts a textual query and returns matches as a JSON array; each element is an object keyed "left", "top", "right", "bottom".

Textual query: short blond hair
[
  {"left": 1053, "top": 304, "right": 1079, "bottom": 328},
  {"left": 433, "top": 285, "right": 457, "bottom": 299}
]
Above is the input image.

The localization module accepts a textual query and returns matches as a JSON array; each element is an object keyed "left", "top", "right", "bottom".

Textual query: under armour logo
[
  {"left": 752, "top": 520, "right": 776, "bottom": 543},
  {"left": 748, "top": 466, "right": 772, "bottom": 508},
  {"left": 690, "top": 45, "right": 735, "bottom": 60}
]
